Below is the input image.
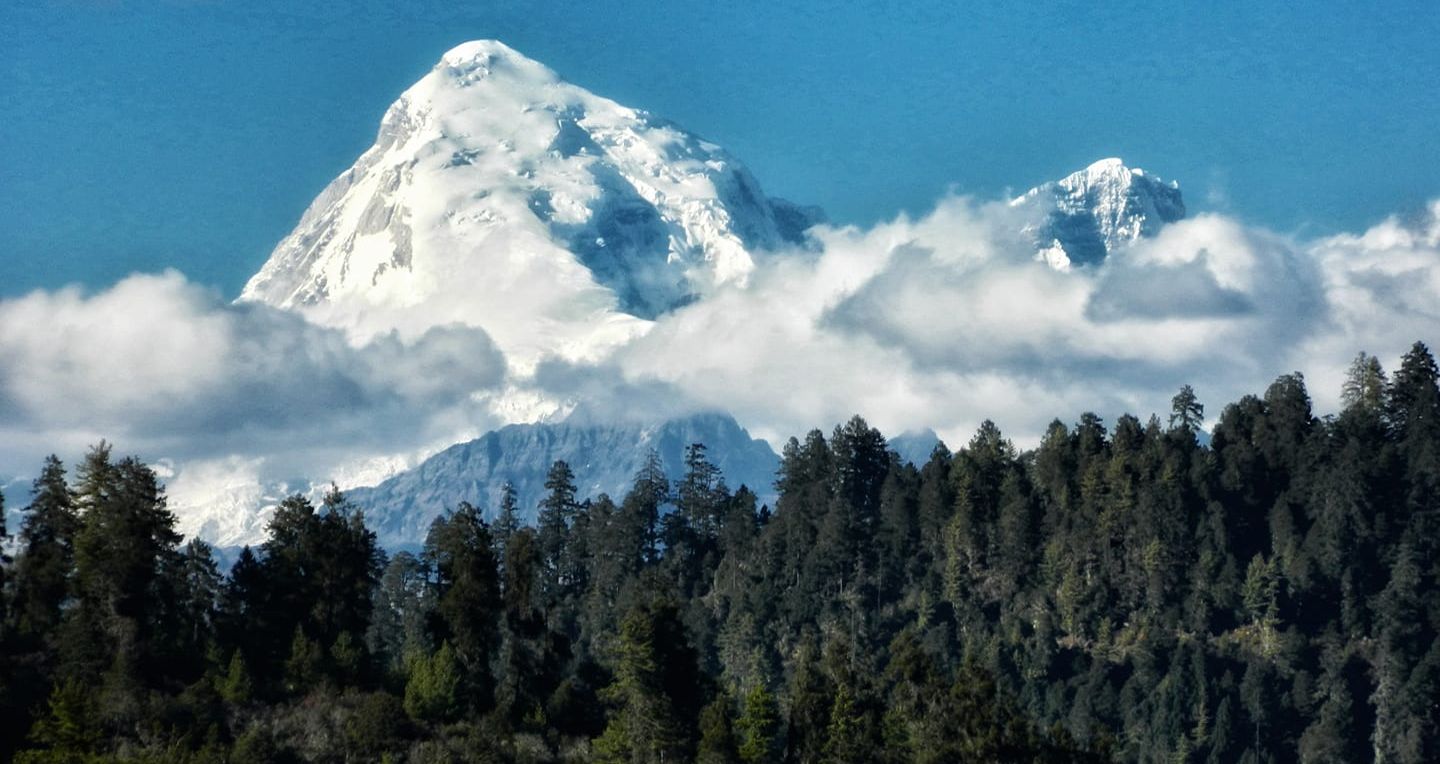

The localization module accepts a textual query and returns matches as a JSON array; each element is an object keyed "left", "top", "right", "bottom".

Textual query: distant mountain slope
[
  {"left": 888, "top": 428, "right": 945, "bottom": 466},
  {"left": 347, "top": 412, "right": 779, "bottom": 548}
]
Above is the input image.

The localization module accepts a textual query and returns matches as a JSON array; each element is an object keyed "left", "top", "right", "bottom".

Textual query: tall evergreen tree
[
  {"left": 1341, "top": 352, "right": 1388, "bottom": 416},
  {"left": 628, "top": 450, "right": 670, "bottom": 566},
  {"left": 160, "top": 538, "right": 222, "bottom": 680},
  {"left": 70, "top": 449, "right": 181, "bottom": 690},
  {"left": 1170, "top": 385, "right": 1205, "bottom": 433},
  {"left": 258, "top": 489, "right": 383, "bottom": 688},
  {"left": 736, "top": 682, "right": 781, "bottom": 764},
  {"left": 10, "top": 455, "right": 78, "bottom": 640},
  {"left": 367, "top": 550, "right": 434, "bottom": 673},
  {"left": 424, "top": 502, "right": 502, "bottom": 711},
  {"left": 595, "top": 600, "right": 706, "bottom": 763},
  {"left": 538, "top": 460, "right": 582, "bottom": 607},
  {"left": 493, "top": 480, "right": 522, "bottom": 564}
]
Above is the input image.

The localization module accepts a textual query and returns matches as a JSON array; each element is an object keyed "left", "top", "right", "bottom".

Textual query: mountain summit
[
  {"left": 241, "top": 40, "right": 817, "bottom": 366},
  {"left": 1014, "top": 158, "right": 1185, "bottom": 269}
]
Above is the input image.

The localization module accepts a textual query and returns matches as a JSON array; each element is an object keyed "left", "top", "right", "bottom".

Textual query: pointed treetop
[{"left": 1170, "top": 385, "right": 1204, "bottom": 431}]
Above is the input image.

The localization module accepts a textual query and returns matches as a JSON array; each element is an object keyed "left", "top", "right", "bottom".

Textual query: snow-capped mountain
[
  {"left": 241, "top": 40, "right": 818, "bottom": 368},
  {"left": 214, "top": 41, "right": 1199, "bottom": 553},
  {"left": 1014, "top": 158, "right": 1185, "bottom": 269},
  {"left": 345, "top": 412, "right": 779, "bottom": 548}
]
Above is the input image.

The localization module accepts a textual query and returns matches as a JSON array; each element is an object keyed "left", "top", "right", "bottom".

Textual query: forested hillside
[{"left": 1, "top": 343, "right": 1437, "bottom": 763}]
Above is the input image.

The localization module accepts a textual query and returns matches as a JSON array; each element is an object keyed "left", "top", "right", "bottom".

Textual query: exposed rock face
[{"left": 345, "top": 412, "right": 780, "bottom": 548}]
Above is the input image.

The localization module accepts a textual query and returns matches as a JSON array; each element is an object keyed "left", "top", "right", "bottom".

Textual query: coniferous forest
[{"left": 1, "top": 343, "right": 1438, "bottom": 764}]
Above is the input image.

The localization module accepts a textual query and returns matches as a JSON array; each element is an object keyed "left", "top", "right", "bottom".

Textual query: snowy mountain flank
[
  {"left": 1014, "top": 157, "right": 1185, "bottom": 269},
  {"left": 240, "top": 40, "right": 818, "bottom": 368}
]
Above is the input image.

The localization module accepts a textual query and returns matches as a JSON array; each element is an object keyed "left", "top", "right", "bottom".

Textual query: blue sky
[{"left": 2, "top": 0, "right": 1437, "bottom": 298}]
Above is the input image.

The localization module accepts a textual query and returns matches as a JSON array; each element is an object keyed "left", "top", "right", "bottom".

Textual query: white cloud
[
  {"left": 600, "top": 197, "right": 1440, "bottom": 448},
  {"left": 2, "top": 200, "right": 1439, "bottom": 547},
  {"left": 0, "top": 271, "right": 508, "bottom": 517}
]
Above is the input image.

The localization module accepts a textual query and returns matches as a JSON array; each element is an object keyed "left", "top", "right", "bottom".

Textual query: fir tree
[
  {"left": 736, "top": 683, "right": 781, "bottom": 764},
  {"left": 10, "top": 455, "right": 78, "bottom": 640},
  {"left": 1170, "top": 385, "right": 1205, "bottom": 432},
  {"left": 424, "top": 502, "right": 502, "bottom": 710},
  {"left": 404, "top": 641, "right": 462, "bottom": 724}
]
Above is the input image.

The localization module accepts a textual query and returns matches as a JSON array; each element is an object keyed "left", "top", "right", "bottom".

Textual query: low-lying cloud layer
[
  {"left": 606, "top": 197, "right": 1439, "bottom": 446},
  {"left": 2, "top": 198, "right": 1438, "bottom": 544},
  {"left": 0, "top": 272, "right": 507, "bottom": 537}
]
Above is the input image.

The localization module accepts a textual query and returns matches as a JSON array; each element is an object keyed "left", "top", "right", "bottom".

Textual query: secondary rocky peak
[{"left": 1015, "top": 158, "right": 1185, "bottom": 269}]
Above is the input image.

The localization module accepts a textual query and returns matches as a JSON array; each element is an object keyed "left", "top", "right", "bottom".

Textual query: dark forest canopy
[{"left": 1, "top": 342, "right": 1438, "bottom": 763}]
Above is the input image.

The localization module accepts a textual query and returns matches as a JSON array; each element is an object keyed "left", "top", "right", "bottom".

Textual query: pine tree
[
  {"left": 497, "top": 527, "right": 558, "bottom": 728},
  {"left": 666, "top": 443, "right": 729, "bottom": 601},
  {"left": 10, "top": 455, "right": 78, "bottom": 640},
  {"left": 404, "top": 641, "right": 462, "bottom": 724},
  {"left": 629, "top": 451, "right": 670, "bottom": 565},
  {"left": 784, "top": 639, "right": 834, "bottom": 764},
  {"left": 698, "top": 689, "right": 742, "bottom": 764},
  {"left": 218, "top": 650, "right": 254, "bottom": 705},
  {"left": 260, "top": 489, "right": 383, "bottom": 685},
  {"left": 736, "top": 683, "right": 781, "bottom": 763},
  {"left": 1298, "top": 669, "right": 1364, "bottom": 763},
  {"left": 679, "top": 443, "right": 726, "bottom": 536},
  {"left": 538, "top": 461, "right": 577, "bottom": 555},
  {"left": 1170, "top": 385, "right": 1205, "bottom": 432},
  {"left": 424, "top": 502, "right": 502, "bottom": 711},
  {"left": 494, "top": 480, "right": 521, "bottom": 563},
  {"left": 330, "top": 630, "right": 364, "bottom": 685},
  {"left": 596, "top": 600, "right": 704, "bottom": 763},
  {"left": 23, "top": 678, "right": 104, "bottom": 758},
  {"left": 216, "top": 545, "right": 276, "bottom": 684},
  {"left": 283, "top": 626, "right": 323, "bottom": 695},
  {"left": 1341, "top": 352, "right": 1388, "bottom": 416},
  {"left": 367, "top": 550, "right": 433, "bottom": 673},
  {"left": 70, "top": 449, "right": 181, "bottom": 693},
  {"left": 821, "top": 682, "right": 877, "bottom": 764},
  {"left": 1389, "top": 342, "right": 1440, "bottom": 442}
]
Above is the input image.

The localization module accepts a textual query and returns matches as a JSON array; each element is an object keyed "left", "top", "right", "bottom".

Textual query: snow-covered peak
[
  {"left": 1084, "top": 157, "right": 1127, "bottom": 173},
  {"left": 1014, "top": 158, "right": 1185, "bottom": 269},
  {"left": 241, "top": 40, "right": 819, "bottom": 369},
  {"left": 438, "top": 39, "right": 533, "bottom": 68}
]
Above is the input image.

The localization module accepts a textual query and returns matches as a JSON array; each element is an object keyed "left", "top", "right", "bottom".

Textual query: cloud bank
[
  {"left": 2, "top": 199, "right": 1438, "bottom": 544},
  {"left": 603, "top": 197, "right": 1440, "bottom": 447},
  {"left": 0, "top": 272, "right": 507, "bottom": 538}
]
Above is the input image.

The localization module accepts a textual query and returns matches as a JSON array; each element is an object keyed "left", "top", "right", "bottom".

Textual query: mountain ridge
[{"left": 346, "top": 411, "right": 780, "bottom": 548}]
